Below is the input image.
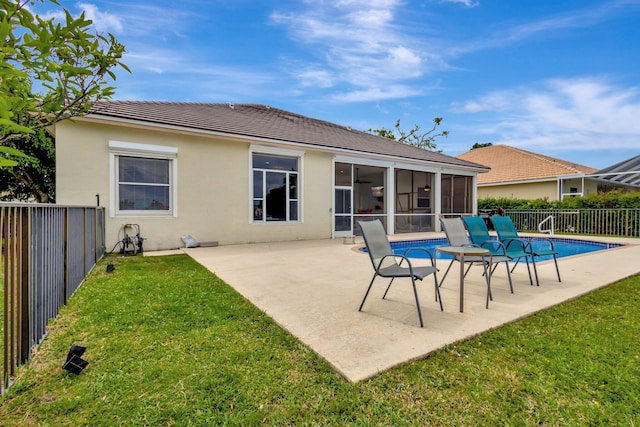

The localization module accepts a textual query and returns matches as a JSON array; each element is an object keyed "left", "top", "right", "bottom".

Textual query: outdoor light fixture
[
  {"left": 62, "top": 345, "right": 88, "bottom": 375},
  {"left": 424, "top": 184, "right": 431, "bottom": 192}
]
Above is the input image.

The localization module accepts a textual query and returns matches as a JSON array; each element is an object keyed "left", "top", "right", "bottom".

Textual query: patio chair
[
  {"left": 464, "top": 215, "right": 533, "bottom": 286},
  {"left": 440, "top": 217, "right": 513, "bottom": 295},
  {"left": 358, "top": 220, "right": 443, "bottom": 328},
  {"left": 490, "top": 215, "right": 561, "bottom": 286}
]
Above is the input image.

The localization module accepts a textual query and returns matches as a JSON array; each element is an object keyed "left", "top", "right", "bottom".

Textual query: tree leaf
[{"left": 0, "top": 145, "right": 34, "bottom": 159}]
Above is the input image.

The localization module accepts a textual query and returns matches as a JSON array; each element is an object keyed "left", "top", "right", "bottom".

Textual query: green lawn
[{"left": 1, "top": 254, "right": 639, "bottom": 426}]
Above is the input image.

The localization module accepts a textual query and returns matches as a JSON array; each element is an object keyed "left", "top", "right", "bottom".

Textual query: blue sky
[{"left": 39, "top": 0, "right": 640, "bottom": 169}]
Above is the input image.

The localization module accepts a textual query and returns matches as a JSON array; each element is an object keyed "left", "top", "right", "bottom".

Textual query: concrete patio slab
[{"left": 180, "top": 233, "right": 640, "bottom": 382}]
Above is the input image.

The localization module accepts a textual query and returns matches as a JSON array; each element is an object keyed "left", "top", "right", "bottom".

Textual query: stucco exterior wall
[
  {"left": 477, "top": 181, "right": 559, "bottom": 201},
  {"left": 56, "top": 120, "right": 333, "bottom": 251},
  {"left": 478, "top": 178, "right": 601, "bottom": 201}
]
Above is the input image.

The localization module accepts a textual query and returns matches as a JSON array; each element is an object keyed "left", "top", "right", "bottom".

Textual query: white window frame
[
  {"left": 108, "top": 141, "right": 178, "bottom": 218},
  {"left": 249, "top": 145, "right": 304, "bottom": 224}
]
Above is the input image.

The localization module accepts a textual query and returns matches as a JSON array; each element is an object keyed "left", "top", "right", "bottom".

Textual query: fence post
[{"left": 20, "top": 207, "right": 30, "bottom": 364}]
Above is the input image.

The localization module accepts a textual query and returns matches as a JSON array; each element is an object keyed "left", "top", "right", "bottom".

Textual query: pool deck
[{"left": 169, "top": 233, "right": 640, "bottom": 382}]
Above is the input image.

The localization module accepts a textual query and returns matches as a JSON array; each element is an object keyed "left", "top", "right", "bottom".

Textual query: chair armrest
[
  {"left": 530, "top": 237, "right": 556, "bottom": 250},
  {"left": 502, "top": 237, "right": 532, "bottom": 253},
  {"left": 401, "top": 248, "right": 436, "bottom": 266},
  {"left": 375, "top": 254, "right": 416, "bottom": 274},
  {"left": 480, "top": 239, "right": 507, "bottom": 255},
  {"left": 528, "top": 237, "right": 557, "bottom": 256}
]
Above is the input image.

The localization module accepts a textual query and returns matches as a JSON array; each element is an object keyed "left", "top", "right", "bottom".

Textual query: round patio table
[{"left": 435, "top": 246, "right": 492, "bottom": 312}]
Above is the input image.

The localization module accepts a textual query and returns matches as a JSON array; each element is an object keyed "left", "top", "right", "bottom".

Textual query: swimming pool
[{"left": 366, "top": 237, "right": 623, "bottom": 261}]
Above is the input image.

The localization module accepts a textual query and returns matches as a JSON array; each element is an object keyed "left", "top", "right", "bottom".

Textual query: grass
[{"left": 1, "top": 253, "right": 639, "bottom": 426}]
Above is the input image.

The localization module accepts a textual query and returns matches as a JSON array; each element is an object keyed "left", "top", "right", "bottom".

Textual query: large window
[
  {"left": 109, "top": 141, "right": 177, "bottom": 217},
  {"left": 117, "top": 157, "right": 171, "bottom": 211},
  {"left": 252, "top": 153, "right": 299, "bottom": 222}
]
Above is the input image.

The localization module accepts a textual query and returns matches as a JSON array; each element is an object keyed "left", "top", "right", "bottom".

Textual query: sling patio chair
[
  {"left": 490, "top": 215, "right": 561, "bottom": 287},
  {"left": 440, "top": 217, "right": 513, "bottom": 296},
  {"left": 358, "top": 219, "right": 443, "bottom": 328},
  {"left": 464, "top": 216, "right": 533, "bottom": 286},
  {"left": 464, "top": 215, "right": 534, "bottom": 286}
]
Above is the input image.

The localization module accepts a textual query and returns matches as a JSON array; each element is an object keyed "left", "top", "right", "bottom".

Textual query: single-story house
[
  {"left": 54, "top": 101, "right": 489, "bottom": 251},
  {"left": 457, "top": 144, "right": 604, "bottom": 201}
]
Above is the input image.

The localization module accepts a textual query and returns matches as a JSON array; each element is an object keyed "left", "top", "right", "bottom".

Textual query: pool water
[{"left": 375, "top": 237, "right": 623, "bottom": 261}]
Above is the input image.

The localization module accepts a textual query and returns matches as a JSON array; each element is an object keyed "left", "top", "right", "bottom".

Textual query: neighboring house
[
  {"left": 457, "top": 145, "right": 601, "bottom": 201},
  {"left": 54, "top": 101, "right": 489, "bottom": 251}
]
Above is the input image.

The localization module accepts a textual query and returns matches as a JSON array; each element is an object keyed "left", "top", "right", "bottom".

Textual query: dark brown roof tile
[{"left": 88, "top": 101, "right": 488, "bottom": 171}]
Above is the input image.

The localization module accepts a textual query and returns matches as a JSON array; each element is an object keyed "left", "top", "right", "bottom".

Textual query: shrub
[{"left": 479, "top": 191, "right": 640, "bottom": 211}]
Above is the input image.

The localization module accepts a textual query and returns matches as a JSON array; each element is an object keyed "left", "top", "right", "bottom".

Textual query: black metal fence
[{"left": 1, "top": 203, "right": 105, "bottom": 395}]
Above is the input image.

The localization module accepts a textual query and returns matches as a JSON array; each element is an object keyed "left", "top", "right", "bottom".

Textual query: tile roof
[
  {"left": 85, "top": 101, "right": 487, "bottom": 171},
  {"left": 457, "top": 144, "right": 597, "bottom": 185}
]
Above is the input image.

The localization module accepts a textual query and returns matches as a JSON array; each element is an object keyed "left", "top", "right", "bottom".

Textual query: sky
[{"left": 36, "top": 0, "right": 640, "bottom": 169}]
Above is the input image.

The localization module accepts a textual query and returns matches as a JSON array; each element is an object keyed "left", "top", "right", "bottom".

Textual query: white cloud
[
  {"left": 332, "top": 85, "right": 422, "bottom": 102},
  {"left": 450, "top": 92, "right": 512, "bottom": 113},
  {"left": 388, "top": 45, "right": 422, "bottom": 68},
  {"left": 453, "top": 2, "right": 639, "bottom": 56},
  {"left": 123, "top": 49, "right": 186, "bottom": 74},
  {"left": 346, "top": 8, "right": 394, "bottom": 27},
  {"left": 38, "top": 9, "right": 66, "bottom": 21},
  {"left": 76, "top": 3, "right": 124, "bottom": 33},
  {"left": 440, "top": 0, "right": 479, "bottom": 7},
  {"left": 294, "top": 69, "right": 335, "bottom": 88},
  {"left": 37, "top": 2, "right": 187, "bottom": 37},
  {"left": 335, "top": 0, "right": 403, "bottom": 9},
  {"left": 271, "top": 1, "right": 443, "bottom": 101},
  {"left": 454, "top": 77, "right": 640, "bottom": 151}
]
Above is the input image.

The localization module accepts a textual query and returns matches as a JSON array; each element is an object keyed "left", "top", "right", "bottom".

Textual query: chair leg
[
  {"left": 504, "top": 262, "right": 514, "bottom": 293},
  {"left": 553, "top": 255, "right": 561, "bottom": 282},
  {"left": 510, "top": 258, "right": 521, "bottom": 273},
  {"left": 439, "top": 259, "right": 456, "bottom": 286},
  {"left": 482, "top": 259, "right": 492, "bottom": 308},
  {"left": 433, "top": 273, "right": 443, "bottom": 311},
  {"left": 358, "top": 274, "right": 377, "bottom": 312},
  {"left": 511, "top": 257, "right": 538, "bottom": 286},
  {"left": 531, "top": 256, "right": 540, "bottom": 286},
  {"left": 382, "top": 278, "right": 395, "bottom": 299},
  {"left": 410, "top": 277, "right": 424, "bottom": 328},
  {"left": 490, "top": 263, "right": 498, "bottom": 275},
  {"left": 463, "top": 262, "right": 473, "bottom": 278}
]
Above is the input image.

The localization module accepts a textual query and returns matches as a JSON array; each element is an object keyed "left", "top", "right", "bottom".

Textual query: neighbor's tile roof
[
  {"left": 86, "top": 101, "right": 488, "bottom": 171},
  {"left": 457, "top": 145, "right": 597, "bottom": 185}
]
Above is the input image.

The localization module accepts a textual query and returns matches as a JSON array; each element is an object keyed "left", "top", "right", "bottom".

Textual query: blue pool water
[{"left": 364, "top": 237, "right": 623, "bottom": 261}]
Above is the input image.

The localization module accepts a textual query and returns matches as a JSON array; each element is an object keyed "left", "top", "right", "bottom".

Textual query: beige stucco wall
[
  {"left": 478, "top": 181, "right": 559, "bottom": 201},
  {"left": 56, "top": 120, "right": 334, "bottom": 251},
  {"left": 478, "top": 178, "right": 601, "bottom": 201}
]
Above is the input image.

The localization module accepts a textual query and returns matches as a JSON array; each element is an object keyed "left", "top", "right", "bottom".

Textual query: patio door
[{"left": 334, "top": 187, "right": 353, "bottom": 237}]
